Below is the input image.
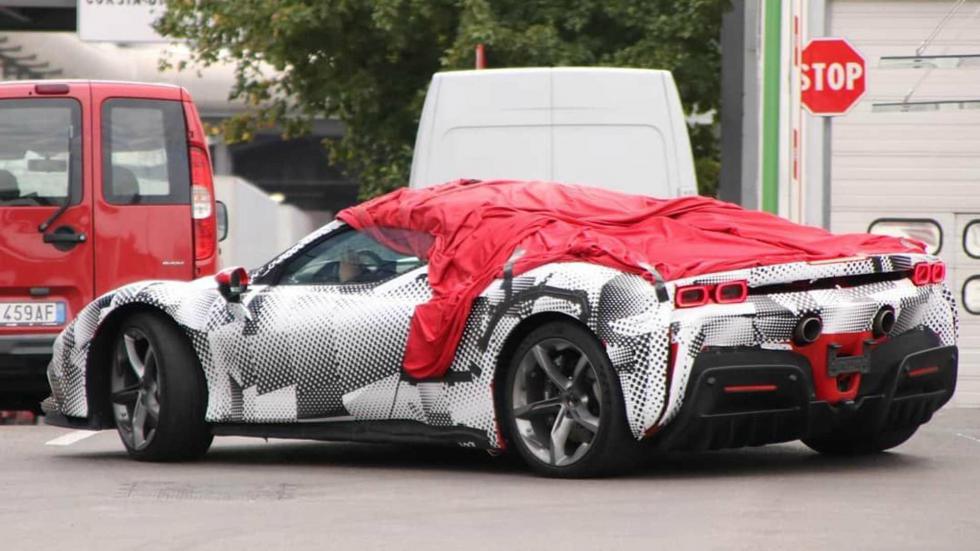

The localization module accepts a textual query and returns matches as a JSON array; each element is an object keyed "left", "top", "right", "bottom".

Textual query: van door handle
[{"left": 43, "top": 228, "right": 87, "bottom": 245}]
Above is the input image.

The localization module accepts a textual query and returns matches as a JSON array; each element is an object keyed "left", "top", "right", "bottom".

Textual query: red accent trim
[
  {"left": 931, "top": 262, "right": 946, "bottom": 284},
  {"left": 724, "top": 384, "right": 777, "bottom": 394},
  {"left": 490, "top": 380, "right": 507, "bottom": 450},
  {"left": 644, "top": 338, "right": 679, "bottom": 439},
  {"left": 675, "top": 285, "right": 710, "bottom": 308},
  {"left": 913, "top": 262, "right": 931, "bottom": 286},
  {"left": 715, "top": 280, "right": 749, "bottom": 304},
  {"left": 790, "top": 331, "right": 879, "bottom": 403},
  {"left": 667, "top": 341, "right": 678, "bottom": 381},
  {"left": 215, "top": 266, "right": 249, "bottom": 291},
  {"left": 908, "top": 366, "right": 940, "bottom": 378}
]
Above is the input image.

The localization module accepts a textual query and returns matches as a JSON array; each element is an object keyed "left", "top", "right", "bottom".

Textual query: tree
[{"left": 158, "top": 0, "right": 727, "bottom": 199}]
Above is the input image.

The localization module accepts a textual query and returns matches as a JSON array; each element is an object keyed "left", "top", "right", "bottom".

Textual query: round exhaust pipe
[
  {"left": 793, "top": 315, "right": 823, "bottom": 346},
  {"left": 872, "top": 305, "right": 896, "bottom": 338}
]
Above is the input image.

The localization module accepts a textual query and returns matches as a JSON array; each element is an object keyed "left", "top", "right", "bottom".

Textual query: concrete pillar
[
  {"left": 719, "top": 0, "right": 762, "bottom": 210},
  {"left": 804, "top": 0, "right": 831, "bottom": 229},
  {"left": 211, "top": 141, "right": 233, "bottom": 176}
]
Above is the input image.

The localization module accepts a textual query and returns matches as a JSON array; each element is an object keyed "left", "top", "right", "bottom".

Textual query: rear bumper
[
  {"left": 654, "top": 328, "right": 956, "bottom": 451},
  {"left": 0, "top": 334, "right": 56, "bottom": 410}
]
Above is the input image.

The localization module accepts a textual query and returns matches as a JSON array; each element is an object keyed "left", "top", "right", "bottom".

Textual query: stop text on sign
[
  {"left": 801, "top": 61, "right": 863, "bottom": 92},
  {"left": 800, "top": 38, "right": 867, "bottom": 116}
]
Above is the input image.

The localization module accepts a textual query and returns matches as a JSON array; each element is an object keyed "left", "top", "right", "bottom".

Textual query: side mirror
[
  {"left": 215, "top": 266, "right": 249, "bottom": 303},
  {"left": 216, "top": 200, "right": 229, "bottom": 242}
]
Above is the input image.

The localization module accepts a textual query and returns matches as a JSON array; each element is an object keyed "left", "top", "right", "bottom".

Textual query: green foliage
[{"left": 158, "top": 0, "right": 727, "bottom": 199}]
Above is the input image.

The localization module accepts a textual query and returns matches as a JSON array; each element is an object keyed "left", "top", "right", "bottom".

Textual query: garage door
[{"left": 829, "top": 0, "right": 980, "bottom": 405}]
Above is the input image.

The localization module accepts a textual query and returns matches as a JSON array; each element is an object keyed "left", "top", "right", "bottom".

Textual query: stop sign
[{"left": 801, "top": 38, "right": 866, "bottom": 116}]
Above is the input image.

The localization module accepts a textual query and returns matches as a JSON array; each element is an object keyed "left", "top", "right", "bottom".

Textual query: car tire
[
  {"left": 802, "top": 424, "right": 919, "bottom": 455},
  {"left": 501, "top": 320, "right": 641, "bottom": 478},
  {"left": 109, "top": 312, "right": 212, "bottom": 461}
]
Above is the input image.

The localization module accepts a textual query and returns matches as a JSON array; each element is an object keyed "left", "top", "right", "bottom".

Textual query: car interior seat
[
  {"left": 111, "top": 166, "right": 140, "bottom": 203},
  {"left": 0, "top": 169, "right": 21, "bottom": 201}
]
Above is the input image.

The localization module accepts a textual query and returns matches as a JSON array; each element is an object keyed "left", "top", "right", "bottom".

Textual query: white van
[{"left": 409, "top": 67, "right": 698, "bottom": 198}]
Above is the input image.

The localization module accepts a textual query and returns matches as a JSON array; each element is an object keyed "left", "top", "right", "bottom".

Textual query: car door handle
[{"left": 43, "top": 231, "right": 87, "bottom": 244}]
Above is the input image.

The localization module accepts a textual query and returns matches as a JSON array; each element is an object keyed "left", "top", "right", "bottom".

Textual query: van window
[
  {"left": 0, "top": 98, "right": 81, "bottom": 207},
  {"left": 102, "top": 99, "right": 190, "bottom": 205}
]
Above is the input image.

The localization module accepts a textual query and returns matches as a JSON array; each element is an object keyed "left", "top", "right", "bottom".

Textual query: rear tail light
[
  {"left": 912, "top": 261, "right": 944, "bottom": 286},
  {"left": 714, "top": 280, "right": 749, "bottom": 304},
  {"left": 190, "top": 146, "right": 217, "bottom": 262},
  {"left": 675, "top": 280, "right": 749, "bottom": 308},
  {"left": 192, "top": 186, "right": 212, "bottom": 219},
  {"left": 912, "top": 262, "right": 931, "bottom": 285},
  {"left": 675, "top": 285, "right": 710, "bottom": 308}
]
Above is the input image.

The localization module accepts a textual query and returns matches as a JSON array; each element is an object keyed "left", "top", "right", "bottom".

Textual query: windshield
[{"left": 0, "top": 98, "right": 81, "bottom": 207}]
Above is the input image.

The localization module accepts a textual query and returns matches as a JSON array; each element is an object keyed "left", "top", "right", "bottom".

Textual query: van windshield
[{"left": 0, "top": 99, "right": 81, "bottom": 207}]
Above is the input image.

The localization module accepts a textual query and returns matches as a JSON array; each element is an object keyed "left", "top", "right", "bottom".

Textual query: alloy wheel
[
  {"left": 511, "top": 337, "right": 602, "bottom": 467},
  {"left": 110, "top": 328, "right": 161, "bottom": 451}
]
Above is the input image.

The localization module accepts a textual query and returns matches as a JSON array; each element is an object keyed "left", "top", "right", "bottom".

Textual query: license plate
[
  {"left": 0, "top": 302, "right": 66, "bottom": 327},
  {"left": 827, "top": 342, "right": 873, "bottom": 377}
]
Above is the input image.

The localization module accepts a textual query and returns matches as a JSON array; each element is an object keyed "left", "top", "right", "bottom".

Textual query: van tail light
[
  {"left": 190, "top": 146, "right": 217, "bottom": 263},
  {"left": 192, "top": 186, "right": 212, "bottom": 219},
  {"left": 675, "top": 285, "right": 710, "bottom": 308},
  {"left": 912, "top": 261, "right": 944, "bottom": 286},
  {"left": 715, "top": 280, "right": 749, "bottom": 304}
]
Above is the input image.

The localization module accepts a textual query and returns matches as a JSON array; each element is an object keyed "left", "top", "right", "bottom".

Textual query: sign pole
[{"left": 799, "top": 36, "right": 866, "bottom": 231}]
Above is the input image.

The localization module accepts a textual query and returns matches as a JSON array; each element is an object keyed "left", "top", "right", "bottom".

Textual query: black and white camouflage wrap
[{"left": 47, "top": 222, "right": 957, "bottom": 448}]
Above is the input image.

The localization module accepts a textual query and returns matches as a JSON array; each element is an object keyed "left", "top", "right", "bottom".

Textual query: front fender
[{"left": 47, "top": 278, "right": 222, "bottom": 419}]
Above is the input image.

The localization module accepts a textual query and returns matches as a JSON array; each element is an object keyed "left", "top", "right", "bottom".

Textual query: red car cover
[{"left": 338, "top": 179, "right": 922, "bottom": 380}]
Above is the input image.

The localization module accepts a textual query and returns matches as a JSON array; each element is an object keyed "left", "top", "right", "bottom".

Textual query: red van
[{"left": 0, "top": 81, "right": 222, "bottom": 411}]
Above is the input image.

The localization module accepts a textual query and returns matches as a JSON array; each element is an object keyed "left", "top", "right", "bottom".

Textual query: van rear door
[
  {"left": 409, "top": 69, "right": 552, "bottom": 187},
  {"left": 91, "top": 86, "right": 194, "bottom": 294},
  {"left": 0, "top": 83, "right": 93, "bottom": 338},
  {"left": 550, "top": 68, "right": 684, "bottom": 197}
]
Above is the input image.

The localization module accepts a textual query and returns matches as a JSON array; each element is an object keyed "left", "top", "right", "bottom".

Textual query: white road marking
[
  {"left": 45, "top": 430, "right": 100, "bottom": 447},
  {"left": 955, "top": 432, "right": 980, "bottom": 445}
]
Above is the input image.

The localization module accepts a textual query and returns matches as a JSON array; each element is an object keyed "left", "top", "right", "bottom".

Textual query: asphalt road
[{"left": 3, "top": 408, "right": 980, "bottom": 550}]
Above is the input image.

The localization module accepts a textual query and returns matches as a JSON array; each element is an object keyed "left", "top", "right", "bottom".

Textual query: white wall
[
  {"left": 828, "top": 0, "right": 980, "bottom": 405},
  {"left": 214, "top": 176, "right": 325, "bottom": 270}
]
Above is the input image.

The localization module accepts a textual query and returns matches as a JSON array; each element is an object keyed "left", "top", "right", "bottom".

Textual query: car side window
[
  {"left": 102, "top": 99, "right": 190, "bottom": 205},
  {"left": 278, "top": 228, "right": 428, "bottom": 286}
]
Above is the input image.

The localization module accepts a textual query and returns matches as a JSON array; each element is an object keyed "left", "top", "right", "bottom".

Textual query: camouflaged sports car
[{"left": 44, "top": 181, "right": 959, "bottom": 477}]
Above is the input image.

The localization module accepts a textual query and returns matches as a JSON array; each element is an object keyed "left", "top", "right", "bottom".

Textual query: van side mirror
[
  {"left": 215, "top": 266, "right": 249, "bottom": 303},
  {"left": 216, "top": 200, "right": 229, "bottom": 242}
]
